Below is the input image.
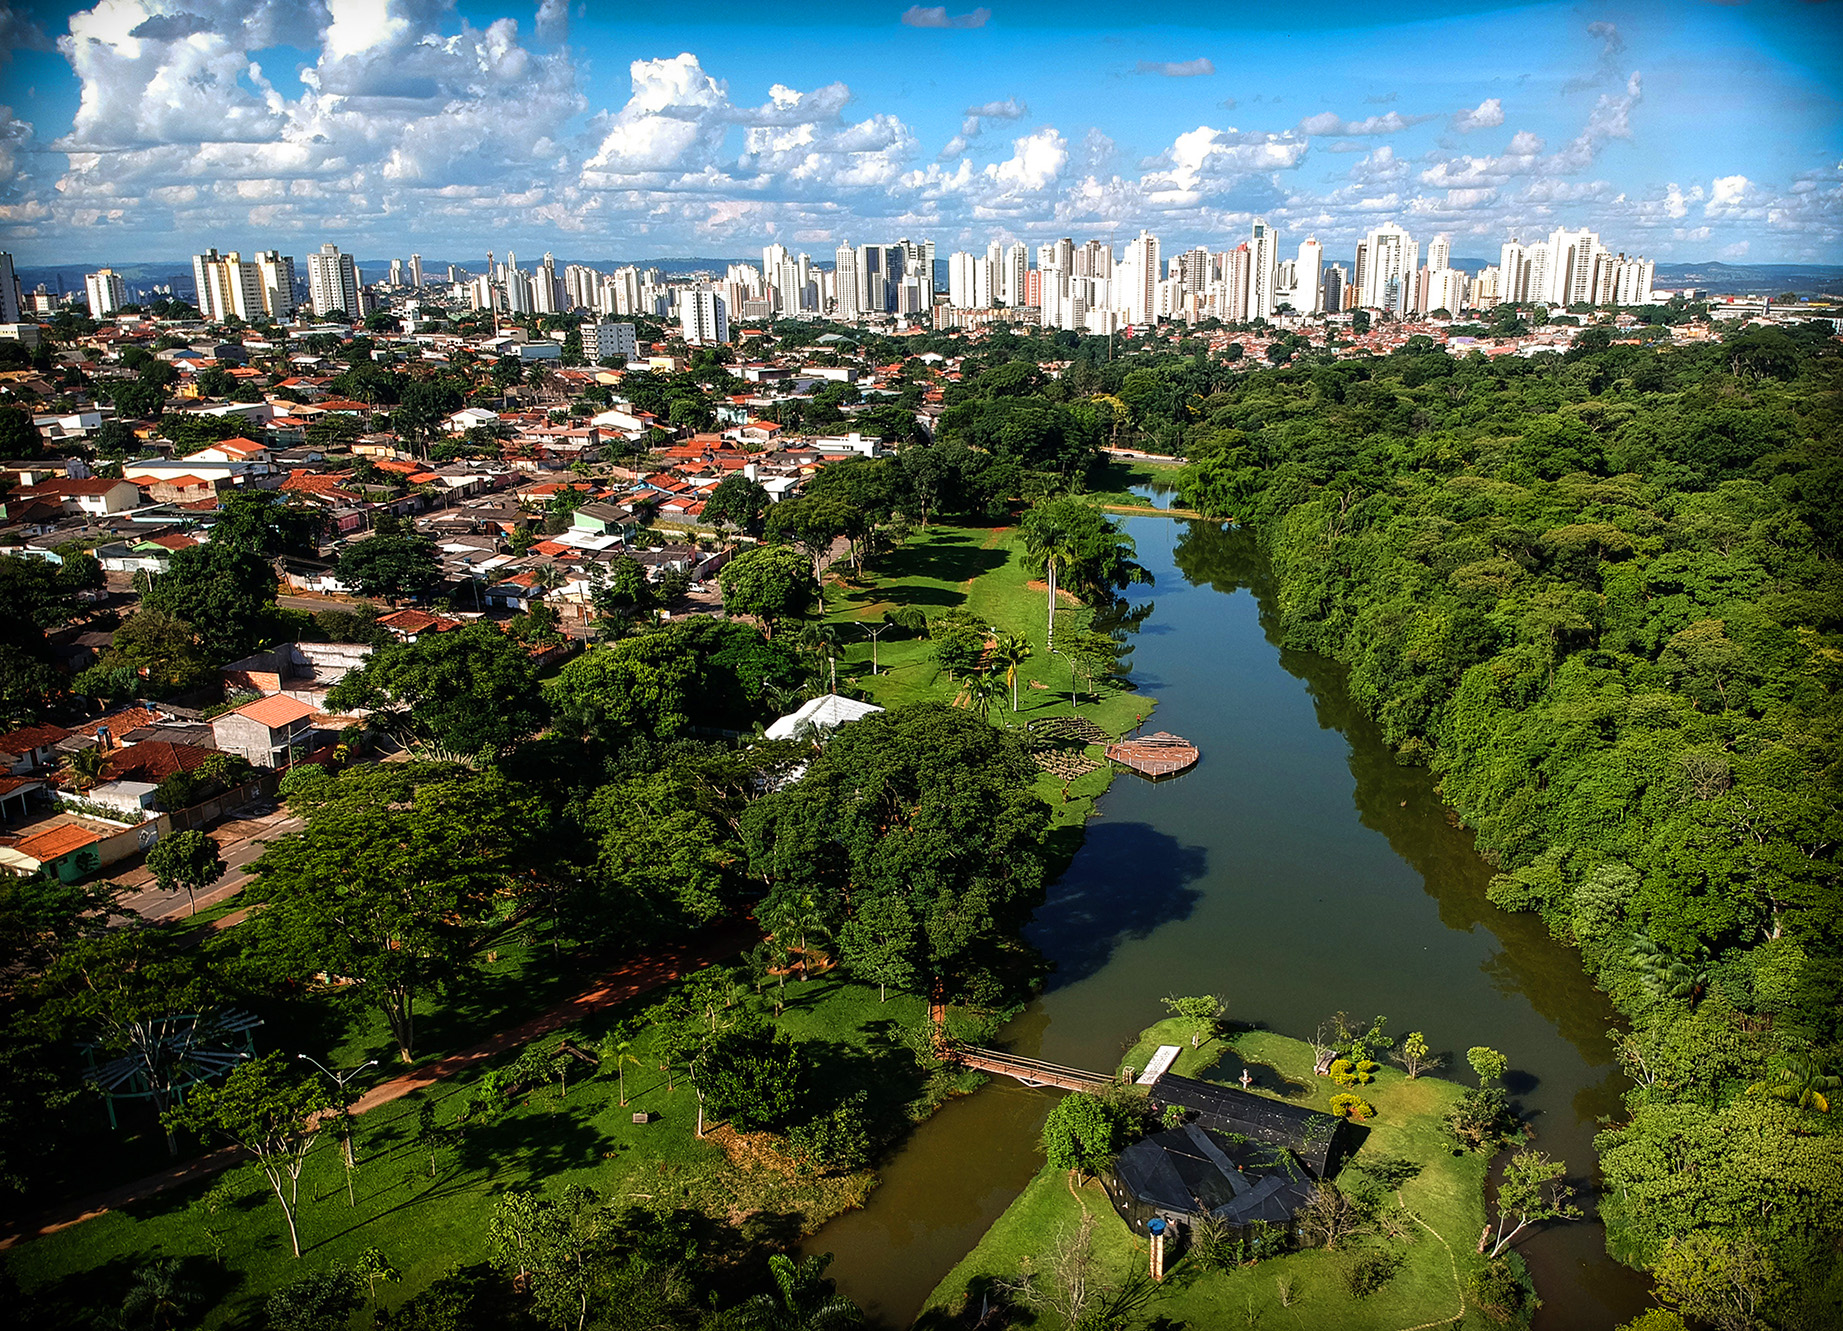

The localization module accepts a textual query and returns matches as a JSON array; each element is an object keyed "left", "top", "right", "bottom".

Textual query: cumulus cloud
[
  {"left": 1453, "top": 98, "right": 1503, "bottom": 132},
  {"left": 0, "top": 3, "right": 53, "bottom": 60},
  {"left": 1297, "top": 110, "right": 1434, "bottom": 136},
  {"left": 940, "top": 97, "right": 1029, "bottom": 159},
  {"left": 1562, "top": 21, "right": 1626, "bottom": 94},
  {"left": 1137, "top": 58, "right": 1215, "bottom": 77},
  {"left": 534, "top": 0, "right": 568, "bottom": 41},
  {"left": 901, "top": 6, "right": 990, "bottom": 28}
]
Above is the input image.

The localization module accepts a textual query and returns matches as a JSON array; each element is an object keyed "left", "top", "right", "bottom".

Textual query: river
[{"left": 808, "top": 504, "right": 1651, "bottom": 1330}]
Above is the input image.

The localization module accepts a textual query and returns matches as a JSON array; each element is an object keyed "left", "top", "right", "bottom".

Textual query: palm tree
[
  {"left": 1020, "top": 506, "right": 1082, "bottom": 652},
  {"left": 989, "top": 632, "right": 1033, "bottom": 712},
  {"left": 764, "top": 893, "right": 831, "bottom": 980},
  {"left": 953, "top": 663, "right": 1004, "bottom": 721},
  {"left": 736, "top": 1253, "right": 864, "bottom": 1331},
  {"left": 1752, "top": 1053, "right": 1840, "bottom": 1113},
  {"left": 64, "top": 743, "right": 110, "bottom": 792},
  {"left": 528, "top": 562, "right": 566, "bottom": 593}
]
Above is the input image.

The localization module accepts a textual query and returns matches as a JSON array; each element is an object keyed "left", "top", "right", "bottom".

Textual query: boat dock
[{"left": 1105, "top": 731, "right": 1200, "bottom": 779}]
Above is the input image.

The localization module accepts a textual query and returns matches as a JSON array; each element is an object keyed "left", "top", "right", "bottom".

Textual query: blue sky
[{"left": 0, "top": 0, "right": 1839, "bottom": 267}]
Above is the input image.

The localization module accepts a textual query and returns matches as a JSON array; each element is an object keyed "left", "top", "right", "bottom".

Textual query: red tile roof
[
  {"left": 75, "top": 707, "right": 162, "bottom": 738},
  {"left": 0, "top": 723, "right": 74, "bottom": 756},
  {"left": 102, "top": 741, "right": 217, "bottom": 783},
  {"left": 12, "top": 824, "right": 102, "bottom": 863},
  {"left": 232, "top": 694, "right": 318, "bottom": 729}
]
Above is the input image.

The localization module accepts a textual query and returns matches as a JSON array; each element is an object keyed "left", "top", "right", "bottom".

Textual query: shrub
[
  {"left": 1328, "top": 1058, "right": 1379, "bottom": 1085},
  {"left": 265, "top": 1265, "right": 362, "bottom": 1331},
  {"left": 786, "top": 1091, "right": 872, "bottom": 1173},
  {"left": 1329, "top": 1093, "right": 1375, "bottom": 1120},
  {"left": 1467, "top": 1254, "right": 1540, "bottom": 1325},
  {"left": 1447, "top": 1086, "right": 1516, "bottom": 1151},
  {"left": 1342, "top": 1249, "right": 1403, "bottom": 1297}
]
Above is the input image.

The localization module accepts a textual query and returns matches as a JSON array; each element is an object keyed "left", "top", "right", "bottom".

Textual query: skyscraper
[
  {"left": 255, "top": 251, "right": 297, "bottom": 321},
  {"left": 409, "top": 254, "right": 423, "bottom": 288},
  {"left": 0, "top": 251, "right": 20, "bottom": 323},
  {"left": 1498, "top": 238, "right": 1530, "bottom": 303},
  {"left": 1359, "top": 223, "right": 1417, "bottom": 314},
  {"left": 84, "top": 269, "right": 127, "bottom": 316},
  {"left": 1121, "top": 230, "right": 1160, "bottom": 326},
  {"left": 388, "top": 259, "right": 404, "bottom": 286},
  {"left": 1245, "top": 219, "right": 1280, "bottom": 322},
  {"left": 834, "top": 243, "right": 861, "bottom": 320},
  {"left": 306, "top": 243, "right": 360, "bottom": 318},
  {"left": 1294, "top": 236, "right": 1324, "bottom": 315},
  {"left": 680, "top": 288, "right": 729, "bottom": 344}
]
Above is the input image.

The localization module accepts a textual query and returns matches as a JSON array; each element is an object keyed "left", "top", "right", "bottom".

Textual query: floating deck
[{"left": 1105, "top": 731, "right": 1200, "bottom": 779}]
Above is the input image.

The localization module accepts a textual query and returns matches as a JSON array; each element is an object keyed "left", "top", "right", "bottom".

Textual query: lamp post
[
  {"left": 296, "top": 1053, "right": 378, "bottom": 1200},
  {"left": 1049, "top": 647, "right": 1078, "bottom": 715}
]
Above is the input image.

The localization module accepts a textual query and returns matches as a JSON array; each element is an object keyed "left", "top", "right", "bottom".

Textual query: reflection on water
[{"left": 810, "top": 517, "right": 1648, "bottom": 1330}]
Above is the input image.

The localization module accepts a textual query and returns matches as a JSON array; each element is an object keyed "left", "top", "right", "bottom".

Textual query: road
[{"left": 111, "top": 805, "right": 303, "bottom": 922}]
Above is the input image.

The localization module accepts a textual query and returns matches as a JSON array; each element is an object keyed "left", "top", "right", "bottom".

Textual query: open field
[
  {"left": 7, "top": 974, "right": 973, "bottom": 1327},
  {"left": 924, "top": 1021, "right": 1497, "bottom": 1330}
]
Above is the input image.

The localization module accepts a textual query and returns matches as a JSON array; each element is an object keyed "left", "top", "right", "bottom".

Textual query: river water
[{"left": 809, "top": 506, "right": 1650, "bottom": 1330}]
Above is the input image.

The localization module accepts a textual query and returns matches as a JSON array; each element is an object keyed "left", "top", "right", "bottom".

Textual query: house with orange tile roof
[
  {"left": 0, "top": 723, "right": 73, "bottom": 774},
  {"left": 211, "top": 694, "right": 319, "bottom": 768},
  {"left": 0, "top": 822, "right": 104, "bottom": 882}
]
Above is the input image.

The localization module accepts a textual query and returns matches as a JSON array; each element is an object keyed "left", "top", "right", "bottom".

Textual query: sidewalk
[
  {"left": 0, "top": 918, "right": 758, "bottom": 1250},
  {"left": 112, "top": 807, "right": 302, "bottom": 923}
]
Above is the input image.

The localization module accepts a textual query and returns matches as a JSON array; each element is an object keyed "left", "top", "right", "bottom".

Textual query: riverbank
[
  {"left": 923, "top": 1021, "right": 1498, "bottom": 1330},
  {"left": 4, "top": 975, "right": 978, "bottom": 1325}
]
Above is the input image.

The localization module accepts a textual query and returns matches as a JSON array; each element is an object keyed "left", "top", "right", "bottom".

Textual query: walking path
[{"left": 0, "top": 918, "right": 758, "bottom": 1250}]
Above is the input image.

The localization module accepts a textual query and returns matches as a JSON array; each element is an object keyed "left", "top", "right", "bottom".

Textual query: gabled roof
[
  {"left": 1150, "top": 1073, "right": 1349, "bottom": 1177},
  {"left": 101, "top": 741, "right": 216, "bottom": 783},
  {"left": 231, "top": 694, "right": 318, "bottom": 729},
  {"left": 12, "top": 823, "right": 102, "bottom": 863},
  {"left": 764, "top": 694, "right": 884, "bottom": 741},
  {"left": 0, "top": 723, "right": 74, "bottom": 756}
]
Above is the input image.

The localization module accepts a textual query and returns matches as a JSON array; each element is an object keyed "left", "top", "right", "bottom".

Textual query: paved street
[{"left": 111, "top": 804, "right": 303, "bottom": 922}]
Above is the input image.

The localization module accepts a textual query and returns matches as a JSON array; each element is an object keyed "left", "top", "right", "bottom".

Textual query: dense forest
[{"left": 1165, "top": 323, "right": 1842, "bottom": 1328}]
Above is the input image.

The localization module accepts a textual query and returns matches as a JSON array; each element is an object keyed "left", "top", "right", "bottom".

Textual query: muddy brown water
[{"left": 808, "top": 508, "right": 1650, "bottom": 1330}]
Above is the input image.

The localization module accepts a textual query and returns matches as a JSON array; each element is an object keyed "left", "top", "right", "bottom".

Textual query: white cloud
[
  {"left": 985, "top": 127, "right": 1067, "bottom": 190},
  {"left": 940, "top": 97, "right": 1030, "bottom": 159},
  {"left": 1452, "top": 98, "right": 1503, "bottom": 133},
  {"left": 534, "top": 0, "right": 567, "bottom": 41},
  {"left": 1563, "top": 21, "right": 1626, "bottom": 95},
  {"left": 1136, "top": 58, "right": 1214, "bottom": 77},
  {"left": 1297, "top": 110, "right": 1433, "bottom": 136},
  {"left": 900, "top": 6, "right": 990, "bottom": 29}
]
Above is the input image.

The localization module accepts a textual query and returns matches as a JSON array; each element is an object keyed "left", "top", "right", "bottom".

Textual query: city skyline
[{"left": 0, "top": 1, "right": 1839, "bottom": 266}]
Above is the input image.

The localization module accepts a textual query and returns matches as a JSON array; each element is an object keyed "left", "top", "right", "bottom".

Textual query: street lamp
[
  {"left": 1048, "top": 647, "right": 1078, "bottom": 715},
  {"left": 296, "top": 1053, "right": 379, "bottom": 1175}
]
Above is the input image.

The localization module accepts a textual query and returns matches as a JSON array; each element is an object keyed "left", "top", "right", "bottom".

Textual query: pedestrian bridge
[{"left": 953, "top": 1046, "right": 1115, "bottom": 1092}]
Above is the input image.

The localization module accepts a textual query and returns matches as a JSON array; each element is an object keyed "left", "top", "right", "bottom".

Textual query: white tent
[{"left": 764, "top": 694, "right": 884, "bottom": 742}]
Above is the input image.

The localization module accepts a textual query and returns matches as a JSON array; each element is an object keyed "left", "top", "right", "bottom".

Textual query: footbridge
[{"left": 954, "top": 1046, "right": 1116, "bottom": 1092}]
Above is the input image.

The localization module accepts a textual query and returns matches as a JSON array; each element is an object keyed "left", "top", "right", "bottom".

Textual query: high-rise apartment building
[
  {"left": 1245, "top": 219, "right": 1279, "bottom": 322},
  {"left": 0, "top": 252, "right": 20, "bottom": 323},
  {"left": 409, "top": 254, "right": 424, "bottom": 288},
  {"left": 84, "top": 268, "right": 127, "bottom": 317},
  {"left": 680, "top": 288, "right": 729, "bottom": 344},
  {"left": 585, "top": 322, "right": 639, "bottom": 363},
  {"left": 254, "top": 251, "right": 296, "bottom": 321},
  {"left": 388, "top": 259, "right": 404, "bottom": 286},
  {"left": 1121, "top": 230, "right": 1160, "bottom": 326},
  {"left": 1321, "top": 264, "right": 1346, "bottom": 314},
  {"left": 834, "top": 243, "right": 861, "bottom": 320},
  {"left": 1359, "top": 223, "right": 1418, "bottom": 314},
  {"left": 1293, "top": 237, "right": 1324, "bottom": 315},
  {"left": 306, "top": 243, "right": 361, "bottom": 318}
]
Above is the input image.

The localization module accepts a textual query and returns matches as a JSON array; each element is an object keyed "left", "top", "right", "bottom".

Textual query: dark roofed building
[
  {"left": 1103, "top": 1124, "right": 1318, "bottom": 1241},
  {"left": 1149, "top": 1073, "right": 1353, "bottom": 1179}
]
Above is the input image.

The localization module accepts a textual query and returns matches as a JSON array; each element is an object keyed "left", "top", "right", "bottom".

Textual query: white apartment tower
[
  {"left": 1359, "top": 223, "right": 1418, "bottom": 314},
  {"left": 84, "top": 269, "right": 127, "bottom": 317},
  {"left": 1245, "top": 219, "right": 1280, "bottom": 322},
  {"left": 1121, "top": 230, "right": 1160, "bottom": 326},
  {"left": 680, "top": 288, "right": 729, "bottom": 344},
  {"left": 1293, "top": 237, "right": 1324, "bottom": 315},
  {"left": 306, "top": 243, "right": 361, "bottom": 319},
  {"left": 255, "top": 251, "right": 297, "bottom": 321},
  {"left": 834, "top": 243, "right": 861, "bottom": 320},
  {"left": 409, "top": 254, "right": 424, "bottom": 288}
]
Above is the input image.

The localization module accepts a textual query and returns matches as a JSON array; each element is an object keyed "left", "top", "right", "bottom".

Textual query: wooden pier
[
  {"left": 1105, "top": 731, "right": 1200, "bottom": 779},
  {"left": 954, "top": 1046, "right": 1115, "bottom": 1092}
]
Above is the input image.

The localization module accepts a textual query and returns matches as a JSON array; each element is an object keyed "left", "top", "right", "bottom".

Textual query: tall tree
[
  {"left": 334, "top": 533, "right": 442, "bottom": 603},
  {"left": 1018, "top": 496, "right": 1149, "bottom": 650},
  {"left": 325, "top": 620, "right": 547, "bottom": 755},
  {"left": 247, "top": 765, "right": 532, "bottom": 1060},
  {"left": 718, "top": 545, "right": 818, "bottom": 642},
  {"left": 166, "top": 1053, "right": 328, "bottom": 1258},
  {"left": 145, "top": 829, "right": 226, "bottom": 917}
]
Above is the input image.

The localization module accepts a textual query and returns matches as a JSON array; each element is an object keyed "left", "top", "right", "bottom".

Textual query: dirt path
[{"left": 0, "top": 918, "right": 758, "bottom": 1250}]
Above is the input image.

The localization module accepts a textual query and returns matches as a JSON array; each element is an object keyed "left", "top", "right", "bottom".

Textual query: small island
[{"left": 926, "top": 1011, "right": 1554, "bottom": 1330}]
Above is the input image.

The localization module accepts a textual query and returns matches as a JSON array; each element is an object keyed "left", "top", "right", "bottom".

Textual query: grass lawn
[
  {"left": 7, "top": 974, "right": 973, "bottom": 1328},
  {"left": 924, "top": 1020, "right": 1493, "bottom": 1330},
  {"left": 820, "top": 520, "right": 1160, "bottom": 844}
]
